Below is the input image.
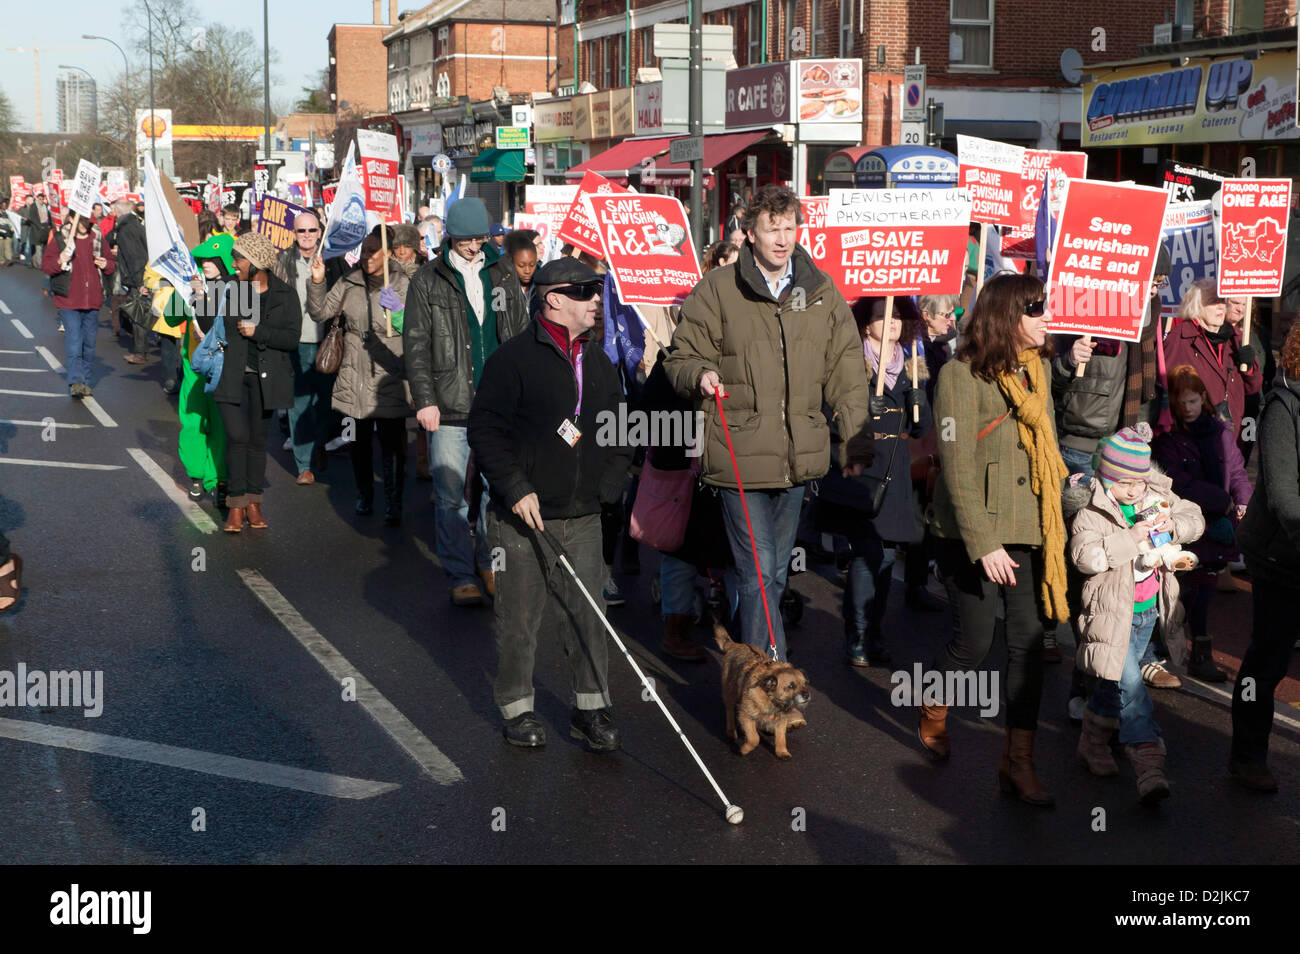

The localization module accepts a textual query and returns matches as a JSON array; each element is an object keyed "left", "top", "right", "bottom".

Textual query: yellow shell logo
[{"left": 140, "top": 114, "right": 168, "bottom": 139}]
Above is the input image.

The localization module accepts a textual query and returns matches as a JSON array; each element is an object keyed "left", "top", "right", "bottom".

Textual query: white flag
[
  {"left": 321, "top": 143, "right": 369, "bottom": 260},
  {"left": 141, "top": 156, "right": 197, "bottom": 296}
]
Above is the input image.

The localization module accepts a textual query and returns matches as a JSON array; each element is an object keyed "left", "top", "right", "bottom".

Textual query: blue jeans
[
  {"left": 659, "top": 557, "right": 740, "bottom": 619},
  {"left": 1060, "top": 444, "right": 1095, "bottom": 477},
  {"left": 288, "top": 342, "right": 328, "bottom": 475},
  {"left": 843, "top": 534, "right": 896, "bottom": 637},
  {"left": 1087, "top": 606, "right": 1162, "bottom": 744},
  {"left": 60, "top": 308, "right": 99, "bottom": 386},
  {"left": 720, "top": 485, "right": 804, "bottom": 662},
  {"left": 429, "top": 425, "right": 489, "bottom": 588}
]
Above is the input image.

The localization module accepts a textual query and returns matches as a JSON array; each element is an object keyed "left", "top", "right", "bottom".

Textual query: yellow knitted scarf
[{"left": 998, "top": 350, "right": 1070, "bottom": 621}]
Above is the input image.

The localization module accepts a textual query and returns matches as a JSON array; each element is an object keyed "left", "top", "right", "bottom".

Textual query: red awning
[
  {"left": 563, "top": 136, "right": 676, "bottom": 183},
  {"left": 643, "top": 130, "right": 772, "bottom": 180}
]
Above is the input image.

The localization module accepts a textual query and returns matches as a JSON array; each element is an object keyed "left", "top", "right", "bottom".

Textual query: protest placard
[
  {"left": 1216, "top": 177, "right": 1291, "bottom": 297},
  {"left": 1159, "top": 200, "right": 1215, "bottom": 320},
  {"left": 1001, "top": 149, "right": 1087, "bottom": 259},
  {"left": 525, "top": 183, "right": 577, "bottom": 254},
  {"left": 797, "top": 195, "right": 855, "bottom": 300},
  {"left": 585, "top": 192, "right": 701, "bottom": 305},
  {"left": 823, "top": 188, "right": 971, "bottom": 297},
  {"left": 67, "top": 158, "right": 102, "bottom": 218},
  {"left": 9, "top": 176, "right": 29, "bottom": 202},
  {"left": 1045, "top": 179, "right": 1169, "bottom": 341},
  {"left": 356, "top": 128, "right": 400, "bottom": 222},
  {"left": 957, "top": 134, "right": 1025, "bottom": 228},
  {"left": 1162, "top": 160, "right": 1226, "bottom": 204},
  {"left": 256, "top": 195, "right": 312, "bottom": 250},
  {"left": 559, "top": 172, "right": 628, "bottom": 257},
  {"left": 321, "top": 144, "right": 368, "bottom": 259}
]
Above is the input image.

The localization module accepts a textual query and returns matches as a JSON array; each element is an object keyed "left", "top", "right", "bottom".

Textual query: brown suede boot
[
  {"left": 918, "top": 704, "right": 950, "bottom": 760},
  {"left": 998, "top": 727, "right": 1055, "bottom": 806},
  {"left": 662, "top": 614, "right": 706, "bottom": 661},
  {"left": 1077, "top": 709, "right": 1120, "bottom": 776},
  {"left": 245, "top": 501, "right": 268, "bottom": 529},
  {"left": 223, "top": 508, "right": 245, "bottom": 533},
  {"left": 1127, "top": 738, "right": 1171, "bottom": 804}
]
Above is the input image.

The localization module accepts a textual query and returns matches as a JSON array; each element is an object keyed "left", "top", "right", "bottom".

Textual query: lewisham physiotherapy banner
[{"left": 1083, "top": 49, "right": 1299, "bottom": 148}]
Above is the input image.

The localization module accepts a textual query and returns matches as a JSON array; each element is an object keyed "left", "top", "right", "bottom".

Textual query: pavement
[{"left": 1, "top": 262, "right": 1297, "bottom": 865}]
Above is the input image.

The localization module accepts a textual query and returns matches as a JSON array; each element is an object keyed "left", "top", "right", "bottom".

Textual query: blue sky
[{"left": 2, "top": 0, "right": 388, "bottom": 131}]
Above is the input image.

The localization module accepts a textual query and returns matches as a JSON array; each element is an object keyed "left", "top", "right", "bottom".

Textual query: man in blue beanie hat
[{"left": 405, "top": 196, "right": 530, "bottom": 606}]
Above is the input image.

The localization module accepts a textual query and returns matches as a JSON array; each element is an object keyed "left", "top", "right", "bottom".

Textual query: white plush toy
[{"left": 1134, "top": 492, "right": 1198, "bottom": 572}]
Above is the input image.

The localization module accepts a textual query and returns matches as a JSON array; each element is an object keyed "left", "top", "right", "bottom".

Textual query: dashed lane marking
[
  {"left": 126, "top": 448, "right": 219, "bottom": 534},
  {"left": 238, "top": 568, "right": 465, "bottom": 786},
  {"left": 34, "top": 345, "right": 64, "bottom": 372},
  {"left": 0, "top": 300, "right": 11, "bottom": 315},
  {"left": 0, "top": 457, "right": 124, "bottom": 471},
  {"left": 0, "top": 419, "right": 91, "bottom": 429},
  {"left": 0, "top": 367, "right": 52, "bottom": 372},
  {"left": 0, "top": 388, "right": 63, "bottom": 398},
  {"left": 0, "top": 718, "right": 401, "bottom": 800},
  {"left": 0, "top": 349, "right": 33, "bottom": 354},
  {"left": 81, "top": 396, "right": 117, "bottom": 428},
  {"left": 10, "top": 319, "right": 32, "bottom": 338}
]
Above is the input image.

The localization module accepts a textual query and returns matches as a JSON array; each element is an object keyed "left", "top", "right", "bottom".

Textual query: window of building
[
  {"left": 642, "top": 26, "right": 655, "bottom": 68},
  {"left": 811, "top": 1, "right": 826, "bottom": 56},
  {"left": 588, "top": 39, "right": 599, "bottom": 85},
  {"left": 950, "top": 0, "right": 993, "bottom": 68},
  {"left": 783, "top": 0, "right": 798, "bottom": 58},
  {"left": 839, "top": 1, "right": 853, "bottom": 56},
  {"left": 1233, "top": 0, "right": 1265, "bottom": 32},
  {"left": 747, "top": 2, "right": 762, "bottom": 65},
  {"left": 603, "top": 35, "right": 615, "bottom": 89},
  {"left": 1174, "top": 0, "right": 1194, "bottom": 33}
]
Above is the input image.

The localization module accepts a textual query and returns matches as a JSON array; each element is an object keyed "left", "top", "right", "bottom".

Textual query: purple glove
[{"left": 378, "top": 286, "right": 402, "bottom": 311}]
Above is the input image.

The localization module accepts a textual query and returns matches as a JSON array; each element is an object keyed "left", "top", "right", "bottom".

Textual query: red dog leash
[{"left": 713, "top": 389, "right": 780, "bottom": 660}]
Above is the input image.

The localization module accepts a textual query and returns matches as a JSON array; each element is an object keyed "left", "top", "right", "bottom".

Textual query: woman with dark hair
[
  {"left": 197, "top": 210, "right": 219, "bottom": 244},
  {"left": 922, "top": 273, "right": 1069, "bottom": 806},
  {"left": 215, "top": 232, "right": 301, "bottom": 533},
  {"left": 818, "top": 296, "right": 931, "bottom": 666},
  {"left": 308, "top": 226, "right": 411, "bottom": 524},
  {"left": 1152, "top": 365, "right": 1251, "bottom": 681},
  {"left": 1230, "top": 319, "right": 1300, "bottom": 793},
  {"left": 703, "top": 241, "right": 739, "bottom": 273}
]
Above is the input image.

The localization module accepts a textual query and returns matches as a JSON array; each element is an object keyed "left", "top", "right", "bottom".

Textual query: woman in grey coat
[{"left": 307, "top": 227, "right": 412, "bottom": 524}]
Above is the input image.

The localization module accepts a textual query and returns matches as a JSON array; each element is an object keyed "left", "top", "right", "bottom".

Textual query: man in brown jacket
[{"left": 665, "top": 185, "right": 873, "bottom": 661}]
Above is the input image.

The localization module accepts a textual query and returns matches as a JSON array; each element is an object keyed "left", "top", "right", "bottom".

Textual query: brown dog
[{"left": 714, "top": 621, "right": 811, "bottom": 759}]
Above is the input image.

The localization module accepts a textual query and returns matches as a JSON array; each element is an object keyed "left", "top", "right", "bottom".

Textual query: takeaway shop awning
[
  {"left": 647, "top": 130, "right": 771, "bottom": 180},
  {"left": 470, "top": 148, "right": 527, "bottom": 182},
  {"left": 563, "top": 136, "right": 675, "bottom": 183}
]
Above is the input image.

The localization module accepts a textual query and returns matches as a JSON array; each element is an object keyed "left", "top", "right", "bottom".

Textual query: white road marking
[
  {"left": 0, "top": 717, "right": 401, "bottom": 800},
  {"left": 1179, "top": 678, "right": 1300, "bottom": 735},
  {"left": 126, "top": 448, "right": 219, "bottom": 534},
  {"left": 10, "top": 319, "right": 32, "bottom": 338},
  {"left": 34, "top": 345, "right": 64, "bottom": 372},
  {"left": 0, "top": 300, "right": 11, "bottom": 314},
  {"left": 81, "top": 396, "right": 117, "bottom": 428},
  {"left": 0, "top": 419, "right": 91, "bottom": 429},
  {"left": 0, "top": 349, "right": 33, "bottom": 354},
  {"left": 238, "top": 569, "right": 465, "bottom": 786},
  {"left": 0, "top": 387, "right": 63, "bottom": 397},
  {"left": 0, "top": 457, "right": 123, "bottom": 471},
  {"left": 0, "top": 367, "right": 51, "bottom": 372}
]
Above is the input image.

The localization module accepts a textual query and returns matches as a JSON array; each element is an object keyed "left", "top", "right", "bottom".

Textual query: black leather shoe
[
  {"left": 503, "top": 712, "right": 546, "bottom": 748},
  {"left": 570, "top": 707, "right": 621, "bottom": 752}
]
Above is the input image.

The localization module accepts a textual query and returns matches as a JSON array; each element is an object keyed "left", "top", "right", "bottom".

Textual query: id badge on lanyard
[{"left": 556, "top": 347, "right": 584, "bottom": 447}]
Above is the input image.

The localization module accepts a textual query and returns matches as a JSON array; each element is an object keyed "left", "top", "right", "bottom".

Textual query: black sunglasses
[
  {"left": 1024, "top": 299, "right": 1046, "bottom": 317},
  {"left": 550, "top": 284, "right": 601, "bottom": 301}
]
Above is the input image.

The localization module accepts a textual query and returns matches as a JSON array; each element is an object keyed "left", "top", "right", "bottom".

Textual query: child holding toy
[{"left": 1067, "top": 424, "right": 1204, "bottom": 804}]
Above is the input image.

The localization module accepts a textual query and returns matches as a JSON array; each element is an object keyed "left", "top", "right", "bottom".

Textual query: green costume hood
[{"left": 192, "top": 232, "right": 236, "bottom": 275}]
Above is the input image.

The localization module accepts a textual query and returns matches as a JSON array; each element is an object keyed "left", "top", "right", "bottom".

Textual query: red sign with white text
[
  {"left": 822, "top": 189, "right": 972, "bottom": 297},
  {"left": 585, "top": 193, "right": 701, "bottom": 305},
  {"left": 1045, "top": 179, "right": 1169, "bottom": 341},
  {"left": 355, "top": 128, "right": 400, "bottom": 222},
  {"left": 797, "top": 196, "right": 856, "bottom": 301},
  {"left": 957, "top": 134, "right": 1025, "bottom": 228},
  {"left": 559, "top": 172, "right": 629, "bottom": 258},
  {"left": 1217, "top": 177, "right": 1292, "bottom": 297},
  {"left": 1001, "top": 149, "right": 1088, "bottom": 259},
  {"left": 9, "top": 176, "right": 30, "bottom": 202}
]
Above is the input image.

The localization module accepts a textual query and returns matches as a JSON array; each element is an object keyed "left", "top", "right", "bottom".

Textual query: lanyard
[{"left": 573, "top": 344, "right": 584, "bottom": 420}]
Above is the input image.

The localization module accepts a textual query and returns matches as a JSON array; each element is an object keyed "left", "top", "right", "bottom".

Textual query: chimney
[
  {"left": 373, "top": 0, "right": 381, "bottom": 24},
  {"left": 389, "top": 0, "right": 397, "bottom": 24}
]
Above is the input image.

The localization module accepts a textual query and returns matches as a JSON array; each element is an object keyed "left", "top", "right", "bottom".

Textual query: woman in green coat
[{"left": 161, "top": 234, "right": 233, "bottom": 504}]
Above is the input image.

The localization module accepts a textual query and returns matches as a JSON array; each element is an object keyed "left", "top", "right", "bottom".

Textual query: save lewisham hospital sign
[{"left": 1082, "top": 49, "right": 1298, "bottom": 147}]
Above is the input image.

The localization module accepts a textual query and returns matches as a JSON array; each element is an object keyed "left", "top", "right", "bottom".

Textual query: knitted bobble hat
[{"left": 1097, "top": 422, "right": 1154, "bottom": 486}]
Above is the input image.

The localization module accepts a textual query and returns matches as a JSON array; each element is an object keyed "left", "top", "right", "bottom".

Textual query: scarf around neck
[
  {"left": 865, "top": 337, "right": 904, "bottom": 391},
  {"left": 997, "top": 349, "right": 1070, "bottom": 621}
]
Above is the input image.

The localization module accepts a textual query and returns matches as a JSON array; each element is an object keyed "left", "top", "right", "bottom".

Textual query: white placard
[{"left": 67, "top": 159, "right": 102, "bottom": 218}]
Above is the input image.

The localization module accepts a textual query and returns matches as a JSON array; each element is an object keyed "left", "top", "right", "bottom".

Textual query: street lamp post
[
  {"left": 82, "top": 34, "right": 130, "bottom": 167},
  {"left": 141, "top": 0, "right": 156, "bottom": 168},
  {"left": 263, "top": 0, "right": 272, "bottom": 186},
  {"left": 58, "top": 64, "right": 100, "bottom": 164}
]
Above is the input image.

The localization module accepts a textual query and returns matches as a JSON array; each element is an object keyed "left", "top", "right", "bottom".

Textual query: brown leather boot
[
  {"left": 1077, "top": 709, "right": 1120, "bottom": 776},
  {"left": 918, "top": 704, "right": 950, "bottom": 760},
  {"left": 223, "top": 508, "right": 245, "bottom": 533},
  {"left": 662, "top": 613, "right": 706, "bottom": 662},
  {"left": 245, "top": 501, "right": 268, "bottom": 528},
  {"left": 1127, "top": 739, "right": 1171, "bottom": 804},
  {"left": 998, "top": 727, "right": 1054, "bottom": 806}
]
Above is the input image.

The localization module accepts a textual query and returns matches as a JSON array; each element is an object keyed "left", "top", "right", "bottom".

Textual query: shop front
[
  {"left": 535, "top": 96, "right": 581, "bottom": 183},
  {"left": 405, "top": 120, "right": 444, "bottom": 211}
]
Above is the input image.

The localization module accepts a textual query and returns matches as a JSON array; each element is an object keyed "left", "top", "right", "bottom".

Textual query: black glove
[
  {"left": 869, "top": 394, "right": 888, "bottom": 418},
  {"left": 1236, "top": 344, "right": 1257, "bottom": 368},
  {"left": 905, "top": 389, "right": 926, "bottom": 422}
]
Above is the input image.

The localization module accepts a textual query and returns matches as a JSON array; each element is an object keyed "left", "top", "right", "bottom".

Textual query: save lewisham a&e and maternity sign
[{"left": 1082, "top": 49, "right": 1298, "bottom": 147}]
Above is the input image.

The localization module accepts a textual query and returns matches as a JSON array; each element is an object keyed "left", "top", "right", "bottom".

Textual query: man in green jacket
[{"left": 664, "top": 185, "right": 873, "bottom": 661}]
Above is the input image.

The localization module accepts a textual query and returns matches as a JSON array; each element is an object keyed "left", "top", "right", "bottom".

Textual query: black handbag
[{"left": 49, "top": 231, "right": 71, "bottom": 297}]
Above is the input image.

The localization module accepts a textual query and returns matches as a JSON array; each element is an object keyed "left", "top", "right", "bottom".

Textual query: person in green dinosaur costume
[{"left": 159, "top": 233, "right": 234, "bottom": 503}]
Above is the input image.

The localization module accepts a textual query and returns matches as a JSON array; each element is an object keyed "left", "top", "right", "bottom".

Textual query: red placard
[
  {"left": 356, "top": 128, "right": 400, "bottom": 222},
  {"left": 558, "top": 171, "right": 628, "bottom": 257},
  {"left": 9, "top": 176, "right": 30, "bottom": 202},
  {"left": 1045, "top": 179, "right": 1169, "bottom": 342},
  {"left": 798, "top": 196, "right": 855, "bottom": 301},
  {"left": 585, "top": 192, "right": 701, "bottom": 306},
  {"left": 1217, "top": 178, "right": 1292, "bottom": 297},
  {"left": 957, "top": 134, "right": 1025, "bottom": 228},
  {"left": 822, "top": 189, "right": 972, "bottom": 297},
  {"left": 1001, "top": 149, "right": 1088, "bottom": 260}
]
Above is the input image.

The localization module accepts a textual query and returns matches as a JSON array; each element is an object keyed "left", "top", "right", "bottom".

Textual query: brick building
[{"left": 328, "top": 1, "right": 398, "bottom": 116}]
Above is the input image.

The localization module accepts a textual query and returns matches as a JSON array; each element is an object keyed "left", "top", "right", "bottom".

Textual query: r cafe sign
[{"left": 726, "top": 62, "right": 791, "bottom": 127}]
